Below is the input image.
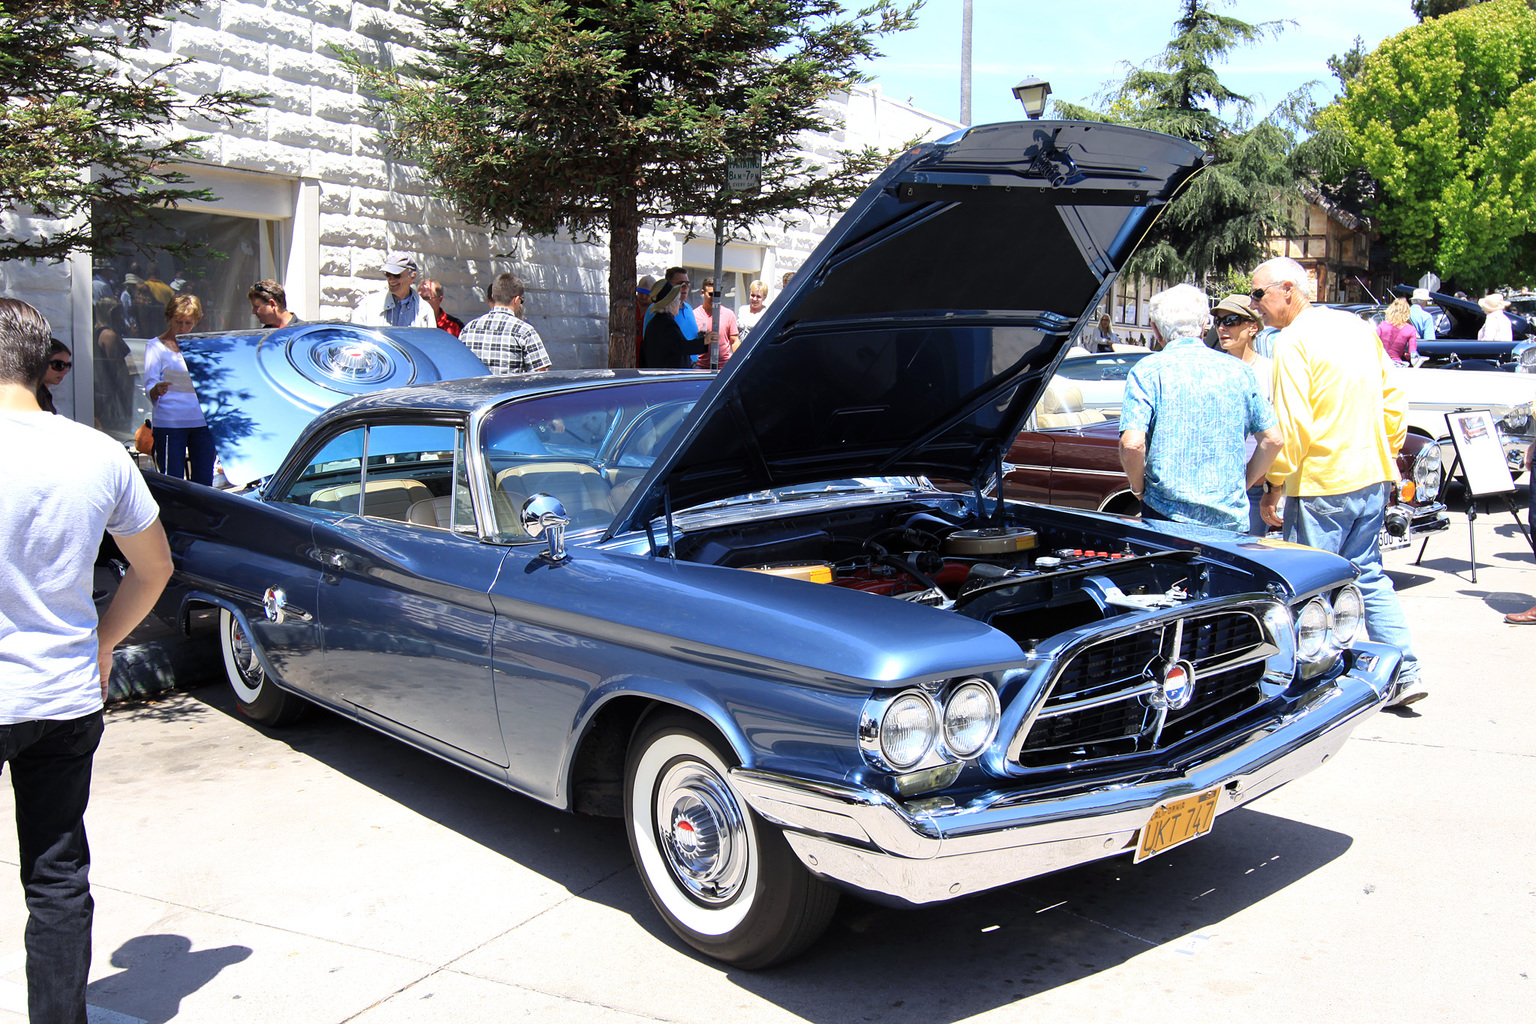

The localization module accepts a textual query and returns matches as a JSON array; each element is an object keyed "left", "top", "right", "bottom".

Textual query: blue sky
[{"left": 858, "top": 0, "right": 1423, "bottom": 127}]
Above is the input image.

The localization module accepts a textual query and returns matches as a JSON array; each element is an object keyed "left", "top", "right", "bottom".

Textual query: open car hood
[
  {"left": 609, "top": 120, "right": 1206, "bottom": 538},
  {"left": 179, "top": 323, "right": 488, "bottom": 487},
  {"left": 1391, "top": 284, "right": 1531, "bottom": 340}
]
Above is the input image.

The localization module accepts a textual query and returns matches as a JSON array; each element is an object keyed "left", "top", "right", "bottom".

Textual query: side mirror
[{"left": 520, "top": 494, "right": 572, "bottom": 562}]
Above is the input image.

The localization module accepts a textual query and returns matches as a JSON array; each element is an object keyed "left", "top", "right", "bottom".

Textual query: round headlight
[
  {"left": 1296, "top": 598, "right": 1332, "bottom": 661},
  {"left": 880, "top": 692, "right": 937, "bottom": 769},
  {"left": 942, "top": 680, "right": 1000, "bottom": 759},
  {"left": 1412, "top": 444, "right": 1442, "bottom": 500},
  {"left": 1331, "top": 585, "right": 1365, "bottom": 647}
]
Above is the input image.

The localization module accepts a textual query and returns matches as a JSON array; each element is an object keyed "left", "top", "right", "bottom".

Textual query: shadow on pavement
[
  {"left": 186, "top": 685, "right": 1352, "bottom": 1023},
  {"left": 700, "top": 807, "right": 1352, "bottom": 1023},
  {"left": 1456, "top": 589, "right": 1534, "bottom": 613},
  {"left": 186, "top": 684, "right": 634, "bottom": 899},
  {"left": 87, "top": 934, "right": 252, "bottom": 1024},
  {"left": 1384, "top": 567, "right": 1437, "bottom": 589}
]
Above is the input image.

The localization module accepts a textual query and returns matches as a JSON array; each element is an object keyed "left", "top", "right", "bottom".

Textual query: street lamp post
[{"left": 1012, "top": 78, "right": 1052, "bottom": 119}]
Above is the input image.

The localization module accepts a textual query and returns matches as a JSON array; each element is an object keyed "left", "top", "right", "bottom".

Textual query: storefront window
[{"left": 91, "top": 207, "right": 280, "bottom": 441}]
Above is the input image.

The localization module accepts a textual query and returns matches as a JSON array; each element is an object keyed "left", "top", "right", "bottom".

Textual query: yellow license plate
[{"left": 1134, "top": 786, "right": 1221, "bottom": 862}]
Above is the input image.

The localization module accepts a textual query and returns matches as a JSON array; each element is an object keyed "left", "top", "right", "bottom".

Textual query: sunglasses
[
  {"left": 50, "top": 359, "right": 72, "bottom": 371},
  {"left": 1215, "top": 313, "right": 1253, "bottom": 328},
  {"left": 1250, "top": 282, "right": 1283, "bottom": 303}
]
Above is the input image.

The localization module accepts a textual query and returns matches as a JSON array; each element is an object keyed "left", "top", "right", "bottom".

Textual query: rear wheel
[
  {"left": 219, "top": 609, "right": 307, "bottom": 725},
  {"left": 623, "top": 712, "right": 838, "bottom": 968}
]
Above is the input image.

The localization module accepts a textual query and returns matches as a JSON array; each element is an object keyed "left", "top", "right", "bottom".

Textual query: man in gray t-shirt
[{"left": 0, "top": 298, "right": 173, "bottom": 1024}]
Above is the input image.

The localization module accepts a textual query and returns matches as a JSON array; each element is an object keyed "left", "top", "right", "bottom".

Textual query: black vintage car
[{"left": 1388, "top": 285, "right": 1531, "bottom": 365}]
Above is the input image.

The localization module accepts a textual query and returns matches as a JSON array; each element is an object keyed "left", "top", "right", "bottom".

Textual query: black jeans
[{"left": 2, "top": 711, "right": 103, "bottom": 1024}]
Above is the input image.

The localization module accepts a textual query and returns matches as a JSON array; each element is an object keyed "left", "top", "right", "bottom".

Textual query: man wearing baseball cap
[{"left": 353, "top": 252, "right": 437, "bottom": 329}]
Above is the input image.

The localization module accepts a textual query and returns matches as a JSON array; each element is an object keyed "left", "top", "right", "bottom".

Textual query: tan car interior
[{"left": 1033, "top": 378, "right": 1109, "bottom": 429}]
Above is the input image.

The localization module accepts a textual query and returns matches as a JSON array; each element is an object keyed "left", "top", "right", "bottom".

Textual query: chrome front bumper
[{"left": 732, "top": 643, "right": 1401, "bottom": 905}]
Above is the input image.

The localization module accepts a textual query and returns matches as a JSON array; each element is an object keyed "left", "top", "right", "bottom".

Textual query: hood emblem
[{"left": 1143, "top": 657, "right": 1196, "bottom": 711}]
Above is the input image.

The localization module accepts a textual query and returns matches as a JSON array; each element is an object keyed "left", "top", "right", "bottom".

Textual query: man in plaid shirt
[{"left": 460, "top": 273, "right": 551, "bottom": 375}]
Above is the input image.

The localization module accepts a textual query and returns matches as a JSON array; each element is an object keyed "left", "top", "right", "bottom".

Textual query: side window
[
  {"left": 273, "top": 429, "right": 366, "bottom": 512},
  {"left": 270, "top": 423, "right": 469, "bottom": 530},
  {"left": 353, "top": 424, "right": 461, "bottom": 527}
]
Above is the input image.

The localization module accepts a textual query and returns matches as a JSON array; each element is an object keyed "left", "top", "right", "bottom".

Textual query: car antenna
[{"left": 1353, "top": 276, "right": 1380, "bottom": 304}]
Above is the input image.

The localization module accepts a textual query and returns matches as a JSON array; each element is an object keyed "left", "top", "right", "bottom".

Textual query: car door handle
[{"left": 313, "top": 547, "right": 347, "bottom": 569}]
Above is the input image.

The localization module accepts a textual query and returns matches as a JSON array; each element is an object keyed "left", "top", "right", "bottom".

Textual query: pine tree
[
  {"left": 342, "top": 0, "right": 919, "bottom": 366},
  {"left": 1055, "top": 0, "right": 1300, "bottom": 285},
  {"left": 0, "top": 2, "right": 256, "bottom": 262}
]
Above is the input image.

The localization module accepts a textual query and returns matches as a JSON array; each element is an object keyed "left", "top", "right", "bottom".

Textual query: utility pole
[{"left": 960, "top": 0, "right": 973, "bottom": 125}]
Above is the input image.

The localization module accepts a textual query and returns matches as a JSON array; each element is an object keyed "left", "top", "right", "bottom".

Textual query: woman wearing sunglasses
[
  {"left": 1212, "top": 294, "right": 1273, "bottom": 536},
  {"left": 35, "top": 341, "right": 72, "bottom": 414}
]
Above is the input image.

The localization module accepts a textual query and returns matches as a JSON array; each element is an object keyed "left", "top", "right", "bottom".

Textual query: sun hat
[
  {"left": 381, "top": 252, "right": 419, "bottom": 275},
  {"left": 649, "top": 280, "right": 681, "bottom": 308},
  {"left": 1478, "top": 292, "right": 1509, "bottom": 313},
  {"left": 1412, "top": 288, "right": 1431, "bottom": 303},
  {"left": 1211, "top": 294, "right": 1260, "bottom": 321}
]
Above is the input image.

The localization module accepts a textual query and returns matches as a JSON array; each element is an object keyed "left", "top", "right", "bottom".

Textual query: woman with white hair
[{"left": 1477, "top": 293, "right": 1513, "bottom": 341}]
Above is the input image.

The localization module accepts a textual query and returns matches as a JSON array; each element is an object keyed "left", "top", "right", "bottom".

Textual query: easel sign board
[{"left": 1445, "top": 410, "right": 1516, "bottom": 497}]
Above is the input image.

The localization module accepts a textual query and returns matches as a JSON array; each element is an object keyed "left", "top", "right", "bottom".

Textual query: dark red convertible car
[{"left": 1002, "top": 381, "right": 1448, "bottom": 548}]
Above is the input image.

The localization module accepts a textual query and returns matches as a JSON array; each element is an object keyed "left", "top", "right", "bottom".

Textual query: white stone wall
[{"left": 0, "top": 2, "right": 959, "bottom": 377}]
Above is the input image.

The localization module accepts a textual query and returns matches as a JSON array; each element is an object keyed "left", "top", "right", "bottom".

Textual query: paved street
[{"left": 1, "top": 493, "right": 1532, "bottom": 1024}]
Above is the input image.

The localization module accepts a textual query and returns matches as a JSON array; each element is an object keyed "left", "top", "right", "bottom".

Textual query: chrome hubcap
[
  {"left": 229, "top": 621, "right": 263, "bottom": 685},
  {"left": 655, "top": 762, "right": 748, "bottom": 904}
]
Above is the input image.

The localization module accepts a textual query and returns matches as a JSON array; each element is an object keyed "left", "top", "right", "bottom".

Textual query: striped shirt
[{"left": 459, "top": 309, "right": 551, "bottom": 375}]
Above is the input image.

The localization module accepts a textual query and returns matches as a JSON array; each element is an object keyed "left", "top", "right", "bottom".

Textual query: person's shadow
[{"left": 86, "top": 935, "right": 251, "bottom": 1024}]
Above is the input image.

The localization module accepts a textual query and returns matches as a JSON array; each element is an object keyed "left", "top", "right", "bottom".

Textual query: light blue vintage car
[{"left": 147, "top": 120, "right": 1406, "bottom": 968}]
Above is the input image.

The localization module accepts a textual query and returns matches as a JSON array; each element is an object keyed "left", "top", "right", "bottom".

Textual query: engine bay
[{"left": 676, "top": 500, "right": 1233, "bottom": 649}]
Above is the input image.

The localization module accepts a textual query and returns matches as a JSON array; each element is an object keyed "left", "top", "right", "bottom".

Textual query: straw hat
[{"left": 1478, "top": 292, "right": 1509, "bottom": 313}]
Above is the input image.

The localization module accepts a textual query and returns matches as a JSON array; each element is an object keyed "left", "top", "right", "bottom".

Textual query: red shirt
[{"left": 436, "top": 309, "right": 464, "bottom": 337}]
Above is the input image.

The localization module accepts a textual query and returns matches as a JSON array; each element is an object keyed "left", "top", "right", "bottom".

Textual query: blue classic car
[{"left": 147, "top": 121, "right": 1406, "bottom": 968}]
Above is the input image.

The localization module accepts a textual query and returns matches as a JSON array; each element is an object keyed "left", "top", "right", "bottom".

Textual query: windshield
[
  {"left": 1056, "top": 352, "right": 1148, "bottom": 382},
  {"left": 478, "top": 379, "right": 709, "bottom": 537}
]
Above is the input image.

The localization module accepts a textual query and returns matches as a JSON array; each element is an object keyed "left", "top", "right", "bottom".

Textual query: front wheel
[
  {"left": 624, "top": 712, "right": 838, "bottom": 968},
  {"left": 219, "top": 609, "right": 307, "bottom": 726}
]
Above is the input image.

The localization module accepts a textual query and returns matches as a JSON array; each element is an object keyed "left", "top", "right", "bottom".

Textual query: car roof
[{"left": 306, "top": 369, "right": 704, "bottom": 428}]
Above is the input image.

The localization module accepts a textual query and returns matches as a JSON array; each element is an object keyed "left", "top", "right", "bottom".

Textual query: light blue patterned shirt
[
  {"left": 1120, "top": 337, "right": 1277, "bottom": 532},
  {"left": 1407, "top": 302, "right": 1437, "bottom": 342}
]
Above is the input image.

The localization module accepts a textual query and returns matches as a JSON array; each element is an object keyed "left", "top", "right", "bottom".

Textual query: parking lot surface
[{"left": 1, "top": 495, "right": 1532, "bottom": 1024}]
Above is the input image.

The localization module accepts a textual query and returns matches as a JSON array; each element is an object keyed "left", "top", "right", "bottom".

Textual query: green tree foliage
[
  {"left": 1413, "top": 0, "right": 1486, "bottom": 21},
  {"left": 1055, "top": 0, "right": 1297, "bottom": 285},
  {"left": 342, "top": 0, "right": 919, "bottom": 367},
  {"left": 0, "top": 2, "right": 256, "bottom": 263},
  {"left": 1324, "top": 0, "right": 1536, "bottom": 289}
]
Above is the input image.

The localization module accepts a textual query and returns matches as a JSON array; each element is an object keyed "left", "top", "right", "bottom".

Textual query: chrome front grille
[{"left": 1012, "top": 609, "right": 1274, "bottom": 769}]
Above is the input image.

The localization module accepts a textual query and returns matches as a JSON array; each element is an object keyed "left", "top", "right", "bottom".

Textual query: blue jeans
[
  {"left": 2, "top": 711, "right": 103, "bottom": 1024},
  {"left": 1283, "top": 481, "right": 1420, "bottom": 681},
  {"left": 153, "top": 425, "right": 215, "bottom": 485}
]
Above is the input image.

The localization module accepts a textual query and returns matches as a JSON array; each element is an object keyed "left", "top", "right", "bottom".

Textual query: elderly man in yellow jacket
[{"left": 1251, "top": 256, "right": 1425, "bottom": 708}]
